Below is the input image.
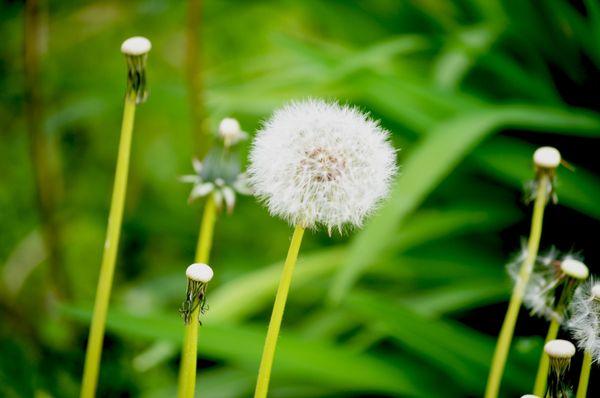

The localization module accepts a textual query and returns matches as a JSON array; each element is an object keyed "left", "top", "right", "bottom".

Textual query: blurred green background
[{"left": 2, "top": 0, "right": 600, "bottom": 397}]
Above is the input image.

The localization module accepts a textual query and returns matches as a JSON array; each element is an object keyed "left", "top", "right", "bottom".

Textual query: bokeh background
[{"left": 2, "top": 0, "right": 600, "bottom": 397}]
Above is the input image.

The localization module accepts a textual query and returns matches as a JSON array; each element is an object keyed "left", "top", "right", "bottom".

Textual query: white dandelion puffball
[
  {"left": 248, "top": 99, "right": 396, "bottom": 231},
  {"left": 186, "top": 263, "right": 213, "bottom": 283},
  {"left": 121, "top": 36, "right": 152, "bottom": 56},
  {"left": 568, "top": 279, "right": 600, "bottom": 361},
  {"left": 533, "top": 146, "right": 561, "bottom": 169},
  {"left": 544, "top": 339, "right": 576, "bottom": 358}
]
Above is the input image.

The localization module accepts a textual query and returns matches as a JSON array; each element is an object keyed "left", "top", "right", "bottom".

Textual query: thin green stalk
[
  {"left": 533, "top": 287, "right": 570, "bottom": 395},
  {"left": 177, "top": 194, "right": 217, "bottom": 398},
  {"left": 25, "top": 0, "right": 69, "bottom": 298},
  {"left": 484, "top": 174, "right": 550, "bottom": 398},
  {"left": 254, "top": 226, "right": 305, "bottom": 398},
  {"left": 576, "top": 351, "right": 592, "bottom": 398},
  {"left": 80, "top": 92, "right": 137, "bottom": 398},
  {"left": 186, "top": 0, "right": 210, "bottom": 156}
]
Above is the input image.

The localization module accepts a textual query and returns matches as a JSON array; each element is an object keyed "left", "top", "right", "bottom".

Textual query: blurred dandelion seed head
[
  {"left": 248, "top": 98, "right": 397, "bottom": 232},
  {"left": 180, "top": 120, "right": 251, "bottom": 212},
  {"left": 508, "top": 247, "right": 585, "bottom": 322},
  {"left": 568, "top": 278, "right": 600, "bottom": 362}
]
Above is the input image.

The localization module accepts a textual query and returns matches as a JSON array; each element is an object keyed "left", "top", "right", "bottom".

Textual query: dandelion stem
[
  {"left": 177, "top": 194, "right": 217, "bottom": 398},
  {"left": 484, "top": 174, "right": 550, "bottom": 398},
  {"left": 576, "top": 351, "right": 592, "bottom": 398},
  {"left": 80, "top": 92, "right": 138, "bottom": 398},
  {"left": 25, "top": 0, "right": 69, "bottom": 299},
  {"left": 254, "top": 226, "right": 305, "bottom": 398},
  {"left": 533, "top": 287, "right": 569, "bottom": 395}
]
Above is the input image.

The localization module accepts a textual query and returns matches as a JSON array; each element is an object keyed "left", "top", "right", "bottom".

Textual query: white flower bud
[
  {"left": 561, "top": 258, "right": 589, "bottom": 280},
  {"left": 544, "top": 339, "right": 576, "bottom": 359},
  {"left": 121, "top": 36, "right": 152, "bottom": 56},
  {"left": 219, "top": 118, "right": 247, "bottom": 147},
  {"left": 533, "top": 146, "right": 561, "bottom": 169},
  {"left": 186, "top": 263, "right": 213, "bottom": 283}
]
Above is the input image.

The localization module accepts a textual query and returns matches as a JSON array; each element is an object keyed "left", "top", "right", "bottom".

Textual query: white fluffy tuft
[
  {"left": 248, "top": 99, "right": 397, "bottom": 231},
  {"left": 544, "top": 339, "right": 576, "bottom": 358},
  {"left": 567, "top": 278, "right": 600, "bottom": 362},
  {"left": 186, "top": 263, "right": 214, "bottom": 283},
  {"left": 121, "top": 36, "right": 152, "bottom": 55}
]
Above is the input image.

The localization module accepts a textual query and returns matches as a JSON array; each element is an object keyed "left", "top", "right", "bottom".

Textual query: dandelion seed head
[
  {"left": 186, "top": 263, "right": 214, "bottom": 283},
  {"left": 248, "top": 99, "right": 397, "bottom": 231},
  {"left": 508, "top": 246, "right": 562, "bottom": 321},
  {"left": 568, "top": 278, "right": 600, "bottom": 362},
  {"left": 533, "top": 146, "right": 561, "bottom": 169},
  {"left": 121, "top": 36, "right": 152, "bottom": 56}
]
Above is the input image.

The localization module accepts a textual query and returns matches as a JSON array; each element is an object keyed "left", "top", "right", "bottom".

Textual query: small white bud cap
[
  {"left": 561, "top": 258, "right": 589, "bottom": 280},
  {"left": 544, "top": 339, "right": 576, "bottom": 358},
  {"left": 591, "top": 283, "right": 600, "bottom": 299},
  {"left": 219, "top": 118, "right": 241, "bottom": 136},
  {"left": 186, "top": 263, "right": 213, "bottom": 283},
  {"left": 121, "top": 36, "right": 152, "bottom": 56},
  {"left": 533, "top": 146, "right": 561, "bottom": 169},
  {"left": 521, "top": 395, "right": 540, "bottom": 398}
]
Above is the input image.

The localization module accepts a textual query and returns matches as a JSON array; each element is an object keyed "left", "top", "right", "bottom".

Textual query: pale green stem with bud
[
  {"left": 254, "top": 226, "right": 305, "bottom": 398},
  {"left": 576, "top": 351, "right": 592, "bottom": 398},
  {"left": 177, "top": 194, "right": 217, "bottom": 398},
  {"left": 533, "top": 284, "right": 571, "bottom": 395},
  {"left": 80, "top": 91, "right": 138, "bottom": 398},
  {"left": 485, "top": 174, "right": 550, "bottom": 398}
]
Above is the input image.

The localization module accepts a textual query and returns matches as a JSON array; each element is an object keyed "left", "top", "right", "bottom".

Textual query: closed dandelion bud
[
  {"left": 121, "top": 36, "right": 151, "bottom": 104},
  {"left": 526, "top": 146, "right": 562, "bottom": 204},
  {"left": 179, "top": 263, "right": 213, "bottom": 324},
  {"left": 248, "top": 98, "right": 397, "bottom": 233},
  {"left": 544, "top": 339, "right": 575, "bottom": 398},
  {"left": 533, "top": 146, "right": 561, "bottom": 170},
  {"left": 219, "top": 117, "right": 247, "bottom": 148},
  {"left": 560, "top": 258, "right": 589, "bottom": 281}
]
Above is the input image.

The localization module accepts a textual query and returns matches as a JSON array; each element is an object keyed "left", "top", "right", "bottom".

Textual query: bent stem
[
  {"left": 533, "top": 287, "right": 570, "bottom": 395},
  {"left": 484, "top": 175, "right": 550, "bottom": 398},
  {"left": 80, "top": 92, "right": 137, "bottom": 398},
  {"left": 177, "top": 194, "right": 217, "bottom": 398},
  {"left": 576, "top": 351, "right": 592, "bottom": 398},
  {"left": 254, "top": 226, "right": 305, "bottom": 398}
]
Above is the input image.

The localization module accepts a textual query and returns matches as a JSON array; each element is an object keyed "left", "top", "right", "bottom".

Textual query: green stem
[
  {"left": 177, "top": 194, "right": 217, "bottom": 398},
  {"left": 186, "top": 0, "right": 210, "bottom": 156},
  {"left": 533, "top": 286, "right": 570, "bottom": 395},
  {"left": 576, "top": 351, "right": 592, "bottom": 398},
  {"left": 25, "top": 0, "right": 69, "bottom": 299},
  {"left": 254, "top": 226, "right": 305, "bottom": 398},
  {"left": 484, "top": 174, "right": 550, "bottom": 398},
  {"left": 80, "top": 92, "right": 137, "bottom": 398}
]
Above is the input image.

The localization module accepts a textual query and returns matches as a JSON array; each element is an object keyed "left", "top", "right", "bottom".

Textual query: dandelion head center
[{"left": 300, "top": 147, "right": 346, "bottom": 183}]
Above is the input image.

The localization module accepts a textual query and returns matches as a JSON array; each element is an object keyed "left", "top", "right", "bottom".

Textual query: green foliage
[{"left": 1, "top": 0, "right": 599, "bottom": 397}]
